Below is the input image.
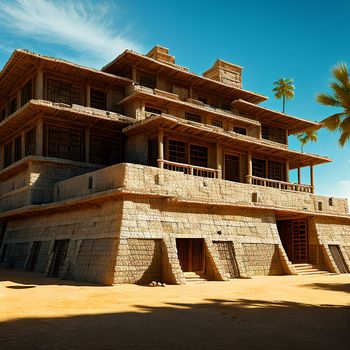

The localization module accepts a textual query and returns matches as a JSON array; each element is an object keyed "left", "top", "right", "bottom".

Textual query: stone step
[
  {"left": 292, "top": 263, "right": 330, "bottom": 276},
  {"left": 184, "top": 272, "right": 208, "bottom": 283}
]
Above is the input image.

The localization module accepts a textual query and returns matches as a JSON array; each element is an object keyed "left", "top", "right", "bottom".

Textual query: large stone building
[{"left": 0, "top": 45, "right": 349, "bottom": 284}]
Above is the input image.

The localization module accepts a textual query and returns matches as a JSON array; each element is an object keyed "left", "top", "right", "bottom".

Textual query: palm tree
[
  {"left": 273, "top": 78, "right": 295, "bottom": 113},
  {"left": 316, "top": 63, "right": 350, "bottom": 147},
  {"left": 297, "top": 130, "right": 318, "bottom": 153}
]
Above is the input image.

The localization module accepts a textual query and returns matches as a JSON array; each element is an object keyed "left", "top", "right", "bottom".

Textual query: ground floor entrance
[
  {"left": 277, "top": 220, "right": 308, "bottom": 263},
  {"left": 176, "top": 239, "right": 205, "bottom": 273}
]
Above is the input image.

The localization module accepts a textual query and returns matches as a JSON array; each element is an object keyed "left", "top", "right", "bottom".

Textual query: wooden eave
[
  {"left": 119, "top": 87, "right": 260, "bottom": 128},
  {"left": 0, "top": 99, "right": 134, "bottom": 141},
  {"left": 0, "top": 49, "right": 133, "bottom": 99},
  {"left": 123, "top": 114, "right": 331, "bottom": 169},
  {"left": 233, "top": 99, "right": 321, "bottom": 134},
  {"left": 102, "top": 50, "right": 267, "bottom": 104}
]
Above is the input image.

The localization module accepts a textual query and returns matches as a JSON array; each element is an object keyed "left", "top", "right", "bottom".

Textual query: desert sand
[{"left": 0, "top": 267, "right": 349, "bottom": 350}]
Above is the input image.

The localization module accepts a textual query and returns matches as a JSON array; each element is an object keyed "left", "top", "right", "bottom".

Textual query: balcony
[
  {"left": 158, "top": 159, "right": 219, "bottom": 178},
  {"left": 247, "top": 175, "right": 314, "bottom": 193}
]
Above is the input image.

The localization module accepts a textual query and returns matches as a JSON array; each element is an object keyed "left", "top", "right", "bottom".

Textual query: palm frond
[
  {"left": 316, "top": 93, "right": 339, "bottom": 106},
  {"left": 321, "top": 113, "right": 345, "bottom": 131}
]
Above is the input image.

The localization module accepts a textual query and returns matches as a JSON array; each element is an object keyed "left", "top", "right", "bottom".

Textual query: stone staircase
[
  {"left": 183, "top": 272, "right": 208, "bottom": 284},
  {"left": 292, "top": 263, "right": 330, "bottom": 276}
]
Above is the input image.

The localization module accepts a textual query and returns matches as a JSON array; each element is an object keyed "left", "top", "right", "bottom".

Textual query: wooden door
[
  {"left": 176, "top": 239, "right": 189, "bottom": 272},
  {"left": 26, "top": 241, "right": 42, "bottom": 272},
  {"left": 224, "top": 154, "right": 240, "bottom": 182},
  {"left": 192, "top": 239, "right": 203, "bottom": 272},
  {"left": 292, "top": 221, "right": 308, "bottom": 263},
  {"left": 49, "top": 239, "right": 69, "bottom": 277}
]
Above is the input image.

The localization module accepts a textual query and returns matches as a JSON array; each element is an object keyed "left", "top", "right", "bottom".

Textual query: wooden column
[
  {"left": 21, "top": 130, "right": 26, "bottom": 158},
  {"left": 247, "top": 150, "right": 252, "bottom": 184},
  {"left": 86, "top": 83, "right": 91, "bottom": 107},
  {"left": 158, "top": 129, "right": 164, "bottom": 169},
  {"left": 36, "top": 118, "right": 44, "bottom": 156},
  {"left": 85, "top": 128, "right": 90, "bottom": 163},
  {"left": 297, "top": 167, "right": 301, "bottom": 184},
  {"left": 189, "top": 86, "right": 193, "bottom": 99},
  {"left": 310, "top": 165, "right": 314, "bottom": 193},
  {"left": 285, "top": 160, "right": 290, "bottom": 182},
  {"left": 17, "top": 89, "right": 21, "bottom": 109},
  {"left": 216, "top": 143, "right": 222, "bottom": 179},
  {"left": 132, "top": 66, "right": 137, "bottom": 82},
  {"left": 35, "top": 69, "right": 44, "bottom": 100}
]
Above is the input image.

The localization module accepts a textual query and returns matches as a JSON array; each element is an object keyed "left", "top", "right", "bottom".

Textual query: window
[
  {"left": 190, "top": 145, "right": 207, "bottom": 167},
  {"left": 234, "top": 127, "right": 247, "bottom": 135},
  {"left": 252, "top": 158, "right": 266, "bottom": 178},
  {"left": 90, "top": 89, "right": 107, "bottom": 110},
  {"left": 4, "top": 141, "right": 13, "bottom": 168},
  {"left": 198, "top": 96, "right": 208, "bottom": 104},
  {"left": 221, "top": 102, "right": 231, "bottom": 111},
  {"left": 185, "top": 113, "right": 201, "bottom": 123},
  {"left": 148, "top": 140, "right": 158, "bottom": 167},
  {"left": 47, "top": 78, "right": 83, "bottom": 106},
  {"left": 21, "top": 80, "right": 33, "bottom": 106},
  {"left": 9, "top": 97, "right": 17, "bottom": 115},
  {"left": 145, "top": 106, "right": 162, "bottom": 114},
  {"left": 0, "top": 107, "right": 6, "bottom": 122},
  {"left": 268, "top": 160, "right": 283, "bottom": 181},
  {"left": 25, "top": 128, "right": 36, "bottom": 156},
  {"left": 212, "top": 119, "right": 223, "bottom": 128},
  {"left": 14, "top": 136, "right": 22, "bottom": 162},
  {"left": 47, "top": 125, "right": 83, "bottom": 161},
  {"left": 168, "top": 140, "right": 185, "bottom": 163},
  {"left": 90, "top": 134, "right": 122, "bottom": 165},
  {"left": 139, "top": 72, "right": 156, "bottom": 89},
  {"left": 261, "top": 124, "right": 286, "bottom": 144}
]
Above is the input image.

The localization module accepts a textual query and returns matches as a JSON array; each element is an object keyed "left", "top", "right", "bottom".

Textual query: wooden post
[
  {"left": 17, "top": 89, "right": 21, "bottom": 109},
  {"left": 86, "top": 83, "right": 91, "bottom": 107},
  {"left": 36, "top": 118, "right": 44, "bottom": 156},
  {"left": 286, "top": 160, "right": 290, "bottom": 182},
  {"left": 35, "top": 69, "right": 44, "bottom": 100},
  {"left": 247, "top": 150, "right": 252, "bottom": 184},
  {"left": 216, "top": 143, "right": 222, "bottom": 179},
  {"left": 85, "top": 128, "right": 90, "bottom": 163},
  {"left": 310, "top": 165, "right": 314, "bottom": 193},
  {"left": 189, "top": 86, "right": 193, "bottom": 99},
  {"left": 21, "top": 130, "right": 26, "bottom": 158},
  {"left": 158, "top": 129, "right": 164, "bottom": 169},
  {"left": 132, "top": 66, "right": 137, "bottom": 82},
  {"left": 297, "top": 167, "right": 301, "bottom": 184}
]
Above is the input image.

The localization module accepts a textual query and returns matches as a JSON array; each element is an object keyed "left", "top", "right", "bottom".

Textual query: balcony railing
[
  {"left": 247, "top": 175, "right": 314, "bottom": 193},
  {"left": 158, "top": 159, "right": 219, "bottom": 178}
]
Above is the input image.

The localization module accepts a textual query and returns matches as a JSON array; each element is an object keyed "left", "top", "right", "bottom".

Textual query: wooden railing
[
  {"left": 158, "top": 159, "right": 219, "bottom": 178},
  {"left": 247, "top": 175, "right": 314, "bottom": 193}
]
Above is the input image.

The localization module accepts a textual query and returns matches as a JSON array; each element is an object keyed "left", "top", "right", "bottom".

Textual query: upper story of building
[{"left": 0, "top": 45, "right": 337, "bottom": 215}]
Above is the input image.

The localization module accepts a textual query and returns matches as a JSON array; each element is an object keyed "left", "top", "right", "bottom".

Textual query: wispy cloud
[
  {"left": 0, "top": 0, "right": 142, "bottom": 67},
  {"left": 327, "top": 180, "right": 350, "bottom": 203}
]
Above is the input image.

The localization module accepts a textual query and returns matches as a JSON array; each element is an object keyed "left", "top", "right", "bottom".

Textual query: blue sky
[{"left": 0, "top": 0, "right": 349, "bottom": 200}]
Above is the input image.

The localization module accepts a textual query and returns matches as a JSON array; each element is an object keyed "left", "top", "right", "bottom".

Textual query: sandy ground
[{"left": 0, "top": 268, "right": 349, "bottom": 350}]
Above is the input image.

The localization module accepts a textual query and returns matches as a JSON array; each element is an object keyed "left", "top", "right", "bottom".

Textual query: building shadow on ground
[
  {"left": 302, "top": 282, "right": 350, "bottom": 294},
  {"left": 0, "top": 298, "right": 349, "bottom": 350}
]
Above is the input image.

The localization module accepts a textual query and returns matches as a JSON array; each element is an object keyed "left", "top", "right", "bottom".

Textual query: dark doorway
[
  {"left": 26, "top": 241, "right": 42, "bottom": 272},
  {"left": 224, "top": 154, "right": 240, "bottom": 182},
  {"left": 277, "top": 220, "right": 308, "bottom": 263},
  {"left": 49, "top": 240, "right": 69, "bottom": 277},
  {"left": 176, "top": 239, "right": 205, "bottom": 272}
]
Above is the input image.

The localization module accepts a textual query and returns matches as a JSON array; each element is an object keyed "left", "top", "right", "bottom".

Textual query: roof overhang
[
  {"left": 233, "top": 99, "right": 321, "bottom": 134},
  {"left": 102, "top": 50, "right": 267, "bottom": 104},
  {"left": 0, "top": 49, "right": 133, "bottom": 100},
  {"left": 0, "top": 99, "right": 134, "bottom": 140},
  {"left": 123, "top": 114, "right": 331, "bottom": 169},
  {"left": 119, "top": 86, "right": 260, "bottom": 128}
]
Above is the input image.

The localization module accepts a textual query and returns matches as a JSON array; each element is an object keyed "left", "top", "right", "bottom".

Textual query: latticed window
[
  {"left": 268, "top": 160, "right": 283, "bottom": 181},
  {"left": 252, "top": 158, "right": 266, "bottom": 178},
  {"left": 21, "top": 79, "right": 33, "bottom": 106},
  {"left": 47, "top": 79, "right": 83, "bottom": 106},
  {"left": 168, "top": 140, "right": 185, "bottom": 163},
  {"left": 261, "top": 124, "right": 286, "bottom": 144},
  {"left": 90, "top": 89, "right": 107, "bottom": 110},
  {"left": 190, "top": 145, "right": 207, "bottom": 167},
  {"left": 8, "top": 97, "right": 17, "bottom": 115},
  {"left": 14, "top": 136, "right": 22, "bottom": 162},
  {"left": 0, "top": 107, "right": 6, "bottom": 122},
  {"left": 90, "top": 134, "right": 122, "bottom": 165},
  {"left": 185, "top": 113, "right": 201, "bottom": 123},
  {"left": 212, "top": 119, "right": 223, "bottom": 128},
  {"left": 148, "top": 140, "right": 158, "bottom": 167},
  {"left": 234, "top": 126, "right": 247, "bottom": 135},
  {"left": 25, "top": 128, "right": 36, "bottom": 156},
  {"left": 139, "top": 72, "right": 156, "bottom": 89},
  {"left": 4, "top": 141, "right": 13, "bottom": 168}
]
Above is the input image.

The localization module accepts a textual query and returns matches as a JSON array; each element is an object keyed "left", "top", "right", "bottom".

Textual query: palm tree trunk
[{"left": 282, "top": 96, "right": 285, "bottom": 113}]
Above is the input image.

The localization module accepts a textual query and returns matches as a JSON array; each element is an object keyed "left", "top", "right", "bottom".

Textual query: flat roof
[
  {"left": 233, "top": 99, "right": 321, "bottom": 134},
  {"left": 123, "top": 114, "right": 331, "bottom": 169},
  {"left": 102, "top": 50, "right": 267, "bottom": 104}
]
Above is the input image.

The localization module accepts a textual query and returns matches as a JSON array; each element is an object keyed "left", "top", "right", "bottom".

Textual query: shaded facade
[{"left": 0, "top": 45, "right": 349, "bottom": 284}]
